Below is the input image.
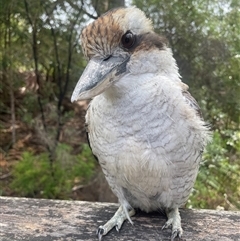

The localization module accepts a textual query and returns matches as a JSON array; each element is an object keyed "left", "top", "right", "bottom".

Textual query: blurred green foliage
[
  {"left": 10, "top": 144, "right": 96, "bottom": 199},
  {"left": 188, "top": 130, "right": 240, "bottom": 210}
]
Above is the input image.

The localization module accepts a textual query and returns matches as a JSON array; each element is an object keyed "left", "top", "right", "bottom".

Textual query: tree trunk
[{"left": 92, "top": 0, "right": 125, "bottom": 16}]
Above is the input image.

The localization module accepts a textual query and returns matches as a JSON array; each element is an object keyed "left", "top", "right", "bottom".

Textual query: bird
[{"left": 71, "top": 6, "right": 211, "bottom": 241}]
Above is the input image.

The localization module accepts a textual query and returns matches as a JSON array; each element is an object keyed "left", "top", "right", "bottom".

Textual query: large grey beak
[{"left": 71, "top": 55, "right": 129, "bottom": 102}]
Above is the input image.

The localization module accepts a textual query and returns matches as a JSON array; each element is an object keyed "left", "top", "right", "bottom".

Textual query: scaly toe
[
  {"left": 95, "top": 205, "right": 135, "bottom": 240},
  {"left": 96, "top": 226, "right": 105, "bottom": 241},
  {"left": 162, "top": 218, "right": 173, "bottom": 230},
  {"left": 115, "top": 225, "right": 120, "bottom": 232},
  {"left": 171, "top": 227, "right": 183, "bottom": 241},
  {"left": 164, "top": 208, "right": 183, "bottom": 241}
]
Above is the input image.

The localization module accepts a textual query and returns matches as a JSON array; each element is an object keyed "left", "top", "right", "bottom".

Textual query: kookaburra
[{"left": 71, "top": 7, "right": 211, "bottom": 241}]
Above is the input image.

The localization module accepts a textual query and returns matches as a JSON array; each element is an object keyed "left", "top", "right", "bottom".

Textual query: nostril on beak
[{"left": 103, "top": 55, "right": 112, "bottom": 61}]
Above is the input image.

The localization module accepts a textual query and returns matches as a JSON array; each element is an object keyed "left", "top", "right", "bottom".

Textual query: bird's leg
[
  {"left": 162, "top": 207, "right": 183, "bottom": 241},
  {"left": 97, "top": 205, "right": 135, "bottom": 241}
]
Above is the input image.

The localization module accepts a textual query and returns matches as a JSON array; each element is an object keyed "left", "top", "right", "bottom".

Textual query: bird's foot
[
  {"left": 97, "top": 205, "right": 135, "bottom": 241},
  {"left": 162, "top": 207, "right": 183, "bottom": 241}
]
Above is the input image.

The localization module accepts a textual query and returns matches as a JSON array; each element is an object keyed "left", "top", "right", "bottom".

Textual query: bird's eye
[{"left": 121, "top": 31, "right": 135, "bottom": 49}]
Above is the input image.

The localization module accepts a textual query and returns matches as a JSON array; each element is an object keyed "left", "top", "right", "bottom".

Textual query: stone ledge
[{"left": 0, "top": 196, "right": 239, "bottom": 241}]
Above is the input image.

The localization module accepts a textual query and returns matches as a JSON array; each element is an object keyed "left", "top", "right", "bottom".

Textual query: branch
[
  {"left": 24, "top": 0, "right": 53, "bottom": 164},
  {"left": 23, "top": 0, "right": 47, "bottom": 132},
  {"left": 42, "top": 3, "right": 62, "bottom": 96},
  {"left": 67, "top": 0, "right": 98, "bottom": 19},
  {"left": 55, "top": 9, "right": 83, "bottom": 147}
]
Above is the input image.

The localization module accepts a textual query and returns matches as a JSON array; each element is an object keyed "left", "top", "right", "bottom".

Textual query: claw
[
  {"left": 96, "top": 226, "right": 104, "bottom": 241},
  {"left": 163, "top": 208, "right": 183, "bottom": 241},
  {"left": 171, "top": 229, "right": 182, "bottom": 241},
  {"left": 95, "top": 205, "right": 135, "bottom": 240},
  {"left": 162, "top": 220, "right": 172, "bottom": 230},
  {"left": 171, "top": 230, "right": 178, "bottom": 241}
]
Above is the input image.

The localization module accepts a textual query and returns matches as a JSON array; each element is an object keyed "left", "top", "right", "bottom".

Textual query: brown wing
[
  {"left": 182, "top": 90, "right": 203, "bottom": 118},
  {"left": 180, "top": 82, "right": 203, "bottom": 118}
]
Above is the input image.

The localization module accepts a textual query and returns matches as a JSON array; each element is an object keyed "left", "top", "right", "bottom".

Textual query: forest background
[{"left": 0, "top": 0, "right": 239, "bottom": 210}]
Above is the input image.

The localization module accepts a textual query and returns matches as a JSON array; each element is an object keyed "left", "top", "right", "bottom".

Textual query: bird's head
[{"left": 71, "top": 7, "right": 171, "bottom": 102}]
